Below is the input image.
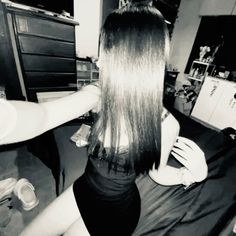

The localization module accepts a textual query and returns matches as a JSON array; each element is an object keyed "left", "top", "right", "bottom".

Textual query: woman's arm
[
  {"left": 149, "top": 111, "right": 183, "bottom": 185},
  {"left": 0, "top": 84, "right": 100, "bottom": 145},
  {"left": 171, "top": 136, "right": 208, "bottom": 183},
  {"left": 149, "top": 112, "right": 207, "bottom": 186}
]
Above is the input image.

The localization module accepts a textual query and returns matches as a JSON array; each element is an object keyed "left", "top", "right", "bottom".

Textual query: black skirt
[{"left": 73, "top": 158, "right": 141, "bottom": 236}]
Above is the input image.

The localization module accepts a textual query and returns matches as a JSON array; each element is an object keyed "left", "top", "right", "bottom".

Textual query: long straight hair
[{"left": 89, "top": 3, "right": 170, "bottom": 174}]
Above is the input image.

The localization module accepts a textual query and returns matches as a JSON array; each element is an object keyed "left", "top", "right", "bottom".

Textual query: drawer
[
  {"left": 22, "top": 55, "right": 76, "bottom": 72},
  {"left": 27, "top": 87, "right": 77, "bottom": 102},
  {"left": 15, "top": 14, "right": 75, "bottom": 42},
  {"left": 18, "top": 35, "right": 75, "bottom": 57},
  {"left": 25, "top": 72, "right": 76, "bottom": 87}
]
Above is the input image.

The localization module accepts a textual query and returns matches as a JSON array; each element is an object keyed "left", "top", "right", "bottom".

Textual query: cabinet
[
  {"left": 3, "top": 2, "right": 79, "bottom": 102},
  {"left": 191, "top": 76, "right": 236, "bottom": 130},
  {"left": 209, "top": 81, "right": 236, "bottom": 129},
  {"left": 0, "top": 2, "right": 23, "bottom": 100}
]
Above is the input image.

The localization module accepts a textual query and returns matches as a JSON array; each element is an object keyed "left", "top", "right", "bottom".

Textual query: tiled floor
[{"left": 0, "top": 144, "right": 57, "bottom": 236}]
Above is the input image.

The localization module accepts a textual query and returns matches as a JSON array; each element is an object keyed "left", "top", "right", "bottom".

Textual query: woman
[{"left": 0, "top": 2, "right": 207, "bottom": 235}]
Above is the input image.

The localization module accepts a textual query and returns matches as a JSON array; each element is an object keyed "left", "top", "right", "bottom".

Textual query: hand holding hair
[{"left": 171, "top": 137, "right": 208, "bottom": 183}]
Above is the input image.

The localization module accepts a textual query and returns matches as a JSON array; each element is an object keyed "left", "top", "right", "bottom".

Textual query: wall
[
  {"left": 74, "top": 0, "right": 102, "bottom": 59},
  {"left": 74, "top": 0, "right": 118, "bottom": 59},
  {"left": 73, "top": 0, "right": 203, "bottom": 71},
  {"left": 170, "top": 0, "right": 236, "bottom": 86},
  {"left": 74, "top": 0, "right": 236, "bottom": 78},
  {"left": 169, "top": 0, "right": 204, "bottom": 86}
]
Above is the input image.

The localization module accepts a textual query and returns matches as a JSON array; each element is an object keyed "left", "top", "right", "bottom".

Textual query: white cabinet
[
  {"left": 191, "top": 77, "right": 225, "bottom": 123},
  {"left": 191, "top": 76, "right": 236, "bottom": 130},
  {"left": 209, "top": 82, "right": 236, "bottom": 129}
]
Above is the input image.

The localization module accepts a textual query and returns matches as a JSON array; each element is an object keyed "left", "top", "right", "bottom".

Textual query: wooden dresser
[{"left": 1, "top": 1, "right": 79, "bottom": 101}]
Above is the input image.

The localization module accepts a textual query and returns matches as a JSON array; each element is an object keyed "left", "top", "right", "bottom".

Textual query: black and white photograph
[{"left": 0, "top": 0, "right": 236, "bottom": 235}]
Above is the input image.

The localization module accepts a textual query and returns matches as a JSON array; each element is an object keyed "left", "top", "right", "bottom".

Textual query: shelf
[
  {"left": 188, "top": 76, "right": 203, "bottom": 82},
  {"left": 77, "top": 79, "right": 98, "bottom": 82},
  {"left": 188, "top": 60, "right": 216, "bottom": 84},
  {"left": 164, "top": 82, "right": 176, "bottom": 88},
  {"left": 192, "top": 60, "right": 210, "bottom": 66}
]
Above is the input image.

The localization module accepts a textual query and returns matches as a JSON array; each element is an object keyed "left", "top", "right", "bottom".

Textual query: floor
[
  {"left": 0, "top": 125, "right": 87, "bottom": 236},
  {"left": 0, "top": 144, "right": 57, "bottom": 236}
]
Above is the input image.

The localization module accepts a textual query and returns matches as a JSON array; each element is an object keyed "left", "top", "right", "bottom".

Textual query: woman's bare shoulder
[{"left": 162, "top": 108, "right": 180, "bottom": 135}]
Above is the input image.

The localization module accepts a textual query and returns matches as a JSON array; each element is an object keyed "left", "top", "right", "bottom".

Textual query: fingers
[
  {"left": 171, "top": 149, "right": 188, "bottom": 166},
  {"left": 173, "top": 141, "right": 192, "bottom": 153},
  {"left": 171, "top": 136, "right": 207, "bottom": 183},
  {"left": 173, "top": 139, "right": 198, "bottom": 161},
  {"left": 171, "top": 147, "right": 188, "bottom": 160},
  {"left": 176, "top": 136, "right": 203, "bottom": 153}
]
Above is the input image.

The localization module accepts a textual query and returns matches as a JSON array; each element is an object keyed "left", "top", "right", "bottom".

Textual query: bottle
[
  {"left": 212, "top": 69, "right": 217, "bottom": 77},
  {"left": 189, "top": 68, "right": 195, "bottom": 77},
  {"left": 193, "top": 68, "right": 199, "bottom": 78}
]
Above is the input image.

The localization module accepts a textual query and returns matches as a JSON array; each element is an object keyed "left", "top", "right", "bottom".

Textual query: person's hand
[{"left": 171, "top": 136, "right": 208, "bottom": 182}]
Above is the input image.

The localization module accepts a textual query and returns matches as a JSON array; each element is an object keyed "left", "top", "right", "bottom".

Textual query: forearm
[
  {"left": 40, "top": 89, "right": 98, "bottom": 131},
  {"left": 149, "top": 163, "right": 197, "bottom": 187},
  {"left": 0, "top": 85, "right": 100, "bottom": 145},
  {"left": 149, "top": 165, "right": 183, "bottom": 186},
  {"left": 0, "top": 99, "right": 46, "bottom": 145}
]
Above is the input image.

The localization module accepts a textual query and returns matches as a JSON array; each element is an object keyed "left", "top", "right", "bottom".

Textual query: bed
[
  {"left": 54, "top": 108, "right": 236, "bottom": 236},
  {"left": 133, "top": 109, "right": 236, "bottom": 236}
]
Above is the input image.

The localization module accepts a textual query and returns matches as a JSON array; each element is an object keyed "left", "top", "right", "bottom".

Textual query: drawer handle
[{"left": 234, "top": 93, "right": 236, "bottom": 99}]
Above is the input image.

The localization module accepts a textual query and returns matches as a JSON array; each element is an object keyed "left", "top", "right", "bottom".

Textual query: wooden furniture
[
  {"left": 0, "top": 2, "right": 24, "bottom": 100},
  {"left": 191, "top": 76, "right": 236, "bottom": 130},
  {"left": 3, "top": 2, "right": 79, "bottom": 102}
]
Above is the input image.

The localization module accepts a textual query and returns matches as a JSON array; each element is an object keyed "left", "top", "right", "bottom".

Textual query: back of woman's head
[{"left": 91, "top": 3, "right": 170, "bottom": 174}]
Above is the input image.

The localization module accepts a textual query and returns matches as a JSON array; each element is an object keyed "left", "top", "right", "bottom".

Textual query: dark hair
[{"left": 89, "top": 3, "right": 169, "bottom": 174}]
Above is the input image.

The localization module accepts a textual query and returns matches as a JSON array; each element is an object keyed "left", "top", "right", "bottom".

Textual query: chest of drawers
[{"left": 3, "top": 3, "right": 79, "bottom": 101}]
